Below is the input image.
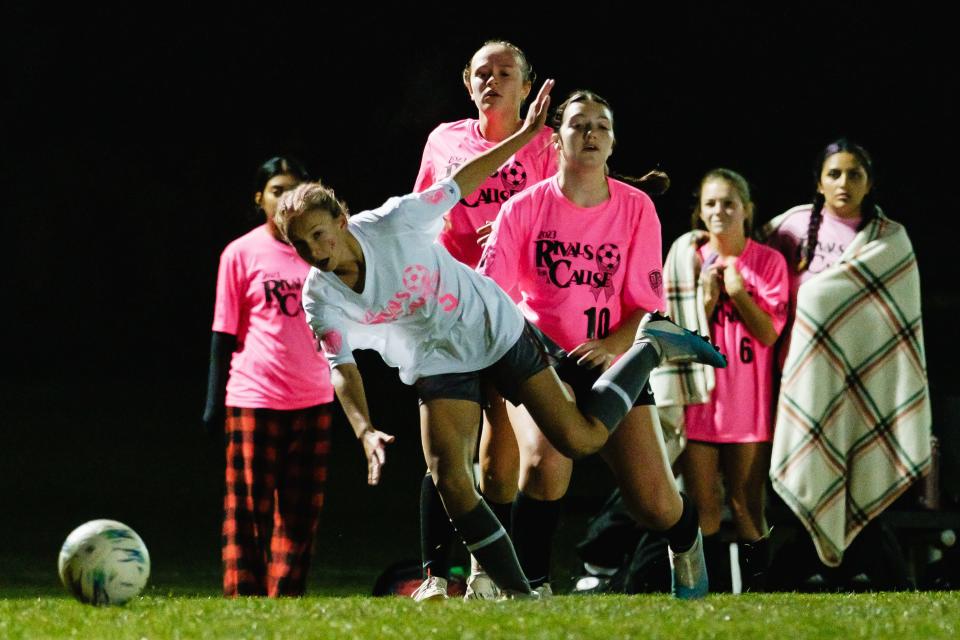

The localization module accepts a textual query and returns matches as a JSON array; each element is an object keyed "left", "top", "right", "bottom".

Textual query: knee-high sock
[
  {"left": 480, "top": 491, "right": 513, "bottom": 531},
  {"left": 420, "top": 473, "right": 454, "bottom": 578},
  {"left": 663, "top": 493, "right": 700, "bottom": 553},
  {"left": 512, "top": 492, "right": 563, "bottom": 588},
  {"left": 451, "top": 500, "right": 530, "bottom": 594},
  {"left": 584, "top": 341, "right": 660, "bottom": 432}
]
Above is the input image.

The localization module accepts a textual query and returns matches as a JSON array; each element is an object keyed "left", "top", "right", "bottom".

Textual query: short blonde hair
[{"left": 274, "top": 182, "right": 350, "bottom": 242}]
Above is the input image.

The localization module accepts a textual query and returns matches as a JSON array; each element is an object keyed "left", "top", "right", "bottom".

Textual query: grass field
[{"left": 1, "top": 592, "right": 959, "bottom": 639}]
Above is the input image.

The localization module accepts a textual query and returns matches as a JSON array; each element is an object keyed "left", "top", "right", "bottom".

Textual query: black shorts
[
  {"left": 553, "top": 355, "right": 656, "bottom": 412},
  {"left": 414, "top": 321, "right": 559, "bottom": 406}
]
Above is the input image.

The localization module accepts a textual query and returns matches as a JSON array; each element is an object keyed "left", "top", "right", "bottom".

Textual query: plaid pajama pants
[{"left": 222, "top": 404, "right": 332, "bottom": 597}]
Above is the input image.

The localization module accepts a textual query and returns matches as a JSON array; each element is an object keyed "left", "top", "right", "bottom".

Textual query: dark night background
[{"left": 2, "top": 3, "right": 957, "bottom": 593}]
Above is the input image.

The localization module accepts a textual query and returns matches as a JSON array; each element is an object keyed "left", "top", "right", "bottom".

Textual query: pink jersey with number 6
[
  {"left": 478, "top": 176, "right": 664, "bottom": 352},
  {"left": 684, "top": 240, "right": 789, "bottom": 443}
]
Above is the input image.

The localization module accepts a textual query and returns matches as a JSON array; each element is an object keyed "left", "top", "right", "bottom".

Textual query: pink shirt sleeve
[
  {"left": 212, "top": 245, "right": 243, "bottom": 335},
  {"left": 752, "top": 248, "right": 790, "bottom": 336},
  {"left": 621, "top": 197, "right": 665, "bottom": 316},
  {"left": 476, "top": 199, "right": 524, "bottom": 295},
  {"left": 413, "top": 135, "right": 436, "bottom": 192}
]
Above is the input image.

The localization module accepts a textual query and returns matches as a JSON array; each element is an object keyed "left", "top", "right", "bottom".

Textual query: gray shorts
[{"left": 414, "top": 321, "right": 559, "bottom": 406}]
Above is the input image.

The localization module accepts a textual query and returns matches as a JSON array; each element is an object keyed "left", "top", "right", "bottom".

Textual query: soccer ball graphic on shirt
[
  {"left": 58, "top": 519, "right": 150, "bottom": 605},
  {"left": 500, "top": 161, "right": 527, "bottom": 192},
  {"left": 596, "top": 243, "right": 622, "bottom": 273}
]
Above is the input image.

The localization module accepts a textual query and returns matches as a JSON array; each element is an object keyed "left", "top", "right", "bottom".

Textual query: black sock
[
  {"left": 702, "top": 532, "right": 731, "bottom": 593},
  {"left": 664, "top": 492, "right": 700, "bottom": 553},
  {"left": 420, "top": 473, "right": 453, "bottom": 579},
  {"left": 738, "top": 537, "right": 770, "bottom": 592},
  {"left": 584, "top": 342, "right": 659, "bottom": 432},
  {"left": 481, "top": 492, "right": 513, "bottom": 532},
  {"left": 451, "top": 500, "right": 530, "bottom": 594},
  {"left": 511, "top": 492, "right": 562, "bottom": 588}
]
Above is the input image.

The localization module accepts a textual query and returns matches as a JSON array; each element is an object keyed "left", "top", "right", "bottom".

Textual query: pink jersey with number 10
[
  {"left": 415, "top": 119, "right": 557, "bottom": 268},
  {"left": 478, "top": 176, "right": 665, "bottom": 352}
]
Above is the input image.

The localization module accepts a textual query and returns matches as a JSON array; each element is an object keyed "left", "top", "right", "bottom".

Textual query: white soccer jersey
[{"left": 302, "top": 179, "right": 526, "bottom": 385}]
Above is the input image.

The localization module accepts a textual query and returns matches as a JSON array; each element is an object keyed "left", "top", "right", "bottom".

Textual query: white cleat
[
  {"left": 411, "top": 575, "right": 448, "bottom": 602},
  {"left": 464, "top": 571, "right": 500, "bottom": 600}
]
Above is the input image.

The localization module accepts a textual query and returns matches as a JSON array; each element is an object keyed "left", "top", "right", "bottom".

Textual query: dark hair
[
  {"left": 797, "top": 139, "right": 877, "bottom": 272},
  {"left": 251, "top": 156, "right": 310, "bottom": 220},
  {"left": 551, "top": 90, "right": 669, "bottom": 197},
  {"left": 691, "top": 168, "right": 754, "bottom": 236},
  {"left": 462, "top": 40, "right": 535, "bottom": 86}
]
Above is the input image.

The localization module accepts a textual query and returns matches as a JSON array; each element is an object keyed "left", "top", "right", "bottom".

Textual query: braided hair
[{"left": 797, "top": 139, "right": 877, "bottom": 272}]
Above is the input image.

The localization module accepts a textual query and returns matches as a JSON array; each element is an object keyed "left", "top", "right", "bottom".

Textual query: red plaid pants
[{"left": 222, "top": 404, "right": 331, "bottom": 597}]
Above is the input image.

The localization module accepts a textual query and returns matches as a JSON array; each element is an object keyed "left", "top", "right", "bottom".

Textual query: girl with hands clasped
[{"left": 658, "top": 169, "right": 788, "bottom": 592}]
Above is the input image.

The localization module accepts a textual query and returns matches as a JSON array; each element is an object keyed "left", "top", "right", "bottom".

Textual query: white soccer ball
[{"left": 58, "top": 519, "right": 150, "bottom": 605}]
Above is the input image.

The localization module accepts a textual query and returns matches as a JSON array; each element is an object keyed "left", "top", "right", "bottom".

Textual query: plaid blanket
[
  {"left": 649, "top": 231, "right": 715, "bottom": 461},
  {"left": 764, "top": 210, "right": 931, "bottom": 566}
]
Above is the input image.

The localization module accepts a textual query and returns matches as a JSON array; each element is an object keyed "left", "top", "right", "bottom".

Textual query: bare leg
[
  {"left": 478, "top": 384, "right": 520, "bottom": 504},
  {"left": 420, "top": 398, "right": 530, "bottom": 595},
  {"left": 598, "top": 406, "right": 682, "bottom": 530},
  {"left": 719, "top": 442, "right": 771, "bottom": 541},
  {"left": 680, "top": 441, "right": 724, "bottom": 536}
]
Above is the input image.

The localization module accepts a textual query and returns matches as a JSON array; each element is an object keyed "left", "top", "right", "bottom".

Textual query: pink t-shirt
[
  {"left": 213, "top": 225, "right": 333, "bottom": 409},
  {"left": 414, "top": 119, "right": 557, "bottom": 268},
  {"left": 765, "top": 205, "right": 861, "bottom": 369},
  {"left": 684, "top": 240, "right": 789, "bottom": 443},
  {"left": 478, "top": 176, "right": 665, "bottom": 352},
  {"left": 765, "top": 205, "right": 861, "bottom": 300}
]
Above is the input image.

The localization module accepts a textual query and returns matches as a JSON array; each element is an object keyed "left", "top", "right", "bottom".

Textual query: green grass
[{"left": 1, "top": 592, "right": 958, "bottom": 640}]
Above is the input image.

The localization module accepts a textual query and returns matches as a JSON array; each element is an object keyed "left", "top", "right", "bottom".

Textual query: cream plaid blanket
[
  {"left": 649, "top": 231, "right": 715, "bottom": 462},
  {"left": 765, "top": 210, "right": 931, "bottom": 566}
]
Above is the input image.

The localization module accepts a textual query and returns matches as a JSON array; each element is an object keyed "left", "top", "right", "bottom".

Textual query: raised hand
[{"left": 522, "top": 78, "right": 554, "bottom": 134}]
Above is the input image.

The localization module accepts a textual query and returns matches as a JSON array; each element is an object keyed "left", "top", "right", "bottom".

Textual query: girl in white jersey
[
  {"left": 413, "top": 40, "right": 557, "bottom": 600},
  {"left": 274, "top": 81, "right": 726, "bottom": 598},
  {"left": 478, "top": 90, "right": 711, "bottom": 599}
]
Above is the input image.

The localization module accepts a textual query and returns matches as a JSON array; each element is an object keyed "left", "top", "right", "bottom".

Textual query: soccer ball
[
  {"left": 58, "top": 519, "right": 150, "bottom": 606},
  {"left": 500, "top": 161, "right": 527, "bottom": 191},
  {"left": 596, "top": 243, "right": 621, "bottom": 273}
]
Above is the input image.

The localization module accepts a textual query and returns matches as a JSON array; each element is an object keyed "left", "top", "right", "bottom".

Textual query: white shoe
[
  {"left": 411, "top": 576, "right": 448, "bottom": 602},
  {"left": 498, "top": 588, "right": 541, "bottom": 601},
  {"left": 532, "top": 583, "right": 553, "bottom": 598},
  {"left": 464, "top": 572, "right": 500, "bottom": 600},
  {"left": 638, "top": 311, "right": 727, "bottom": 368}
]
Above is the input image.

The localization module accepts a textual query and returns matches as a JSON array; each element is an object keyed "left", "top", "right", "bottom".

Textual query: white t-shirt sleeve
[
  {"left": 390, "top": 179, "right": 461, "bottom": 234},
  {"left": 303, "top": 289, "right": 355, "bottom": 369}
]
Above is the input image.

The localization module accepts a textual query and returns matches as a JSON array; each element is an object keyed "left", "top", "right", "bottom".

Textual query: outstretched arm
[
  {"left": 331, "top": 363, "right": 396, "bottom": 485},
  {"left": 451, "top": 79, "right": 554, "bottom": 197}
]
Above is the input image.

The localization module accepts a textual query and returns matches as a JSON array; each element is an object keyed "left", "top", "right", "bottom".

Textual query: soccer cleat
[
  {"left": 669, "top": 529, "right": 709, "bottom": 600},
  {"left": 498, "top": 588, "right": 541, "bottom": 601},
  {"left": 638, "top": 311, "right": 727, "bottom": 368},
  {"left": 411, "top": 575, "right": 449, "bottom": 602},
  {"left": 463, "top": 571, "right": 500, "bottom": 601}
]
